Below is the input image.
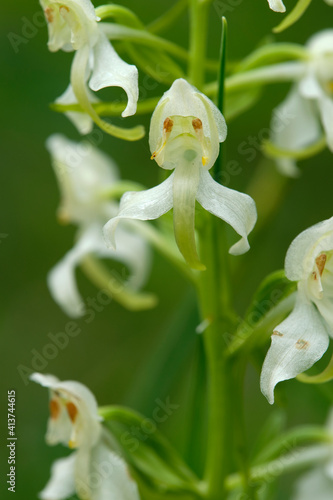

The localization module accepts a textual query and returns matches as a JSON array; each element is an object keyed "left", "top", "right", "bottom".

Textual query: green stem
[
  {"left": 101, "top": 23, "right": 189, "bottom": 62},
  {"left": 188, "top": 0, "right": 210, "bottom": 88},
  {"left": 225, "top": 445, "right": 332, "bottom": 490},
  {"left": 204, "top": 61, "right": 306, "bottom": 96},
  {"left": 197, "top": 211, "right": 237, "bottom": 499},
  {"left": 51, "top": 97, "right": 160, "bottom": 117},
  {"left": 147, "top": 0, "right": 189, "bottom": 34}
]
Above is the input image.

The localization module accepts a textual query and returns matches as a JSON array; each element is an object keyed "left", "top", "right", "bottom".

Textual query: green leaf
[
  {"left": 253, "top": 425, "right": 330, "bottom": 465},
  {"left": 236, "top": 43, "right": 308, "bottom": 73},
  {"left": 273, "top": 0, "right": 313, "bottom": 33},
  {"left": 99, "top": 406, "right": 201, "bottom": 496}
]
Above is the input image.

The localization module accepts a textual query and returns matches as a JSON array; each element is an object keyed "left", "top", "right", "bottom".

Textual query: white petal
[
  {"left": 293, "top": 467, "right": 333, "bottom": 500},
  {"left": 285, "top": 217, "right": 333, "bottom": 282},
  {"left": 88, "top": 441, "right": 140, "bottom": 500},
  {"left": 46, "top": 134, "right": 118, "bottom": 224},
  {"left": 47, "top": 228, "right": 98, "bottom": 318},
  {"left": 103, "top": 174, "right": 174, "bottom": 249},
  {"left": 260, "top": 291, "right": 330, "bottom": 404},
  {"left": 89, "top": 34, "right": 139, "bottom": 117},
  {"left": 271, "top": 86, "right": 322, "bottom": 155},
  {"left": 55, "top": 84, "right": 96, "bottom": 135},
  {"left": 318, "top": 94, "right": 333, "bottom": 152},
  {"left": 39, "top": 454, "right": 77, "bottom": 500},
  {"left": 275, "top": 158, "right": 300, "bottom": 178},
  {"left": 307, "top": 29, "right": 333, "bottom": 54},
  {"left": 30, "top": 372, "right": 60, "bottom": 388},
  {"left": 115, "top": 225, "right": 152, "bottom": 291},
  {"left": 196, "top": 169, "right": 257, "bottom": 255},
  {"left": 267, "top": 0, "right": 286, "bottom": 12},
  {"left": 324, "top": 0, "right": 333, "bottom": 5},
  {"left": 298, "top": 73, "right": 323, "bottom": 100},
  {"left": 149, "top": 78, "right": 226, "bottom": 169}
]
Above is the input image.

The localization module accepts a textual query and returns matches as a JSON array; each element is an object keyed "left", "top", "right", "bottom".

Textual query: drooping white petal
[
  {"left": 39, "top": 454, "right": 77, "bottom": 500},
  {"left": 285, "top": 217, "right": 333, "bottom": 282},
  {"left": 293, "top": 467, "right": 333, "bottom": 500},
  {"left": 47, "top": 227, "right": 98, "bottom": 318},
  {"left": 267, "top": 0, "right": 286, "bottom": 12},
  {"left": 115, "top": 225, "right": 152, "bottom": 291},
  {"left": 318, "top": 94, "right": 333, "bottom": 152},
  {"left": 88, "top": 441, "right": 140, "bottom": 500},
  {"left": 271, "top": 86, "right": 322, "bottom": 158},
  {"left": 324, "top": 0, "right": 333, "bottom": 5},
  {"left": 55, "top": 84, "right": 97, "bottom": 135},
  {"left": 260, "top": 291, "right": 330, "bottom": 404},
  {"left": 103, "top": 174, "right": 174, "bottom": 249},
  {"left": 196, "top": 169, "right": 257, "bottom": 255},
  {"left": 149, "top": 79, "right": 226, "bottom": 169},
  {"left": 298, "top": 73, "right": 323, "bottom": 100},
  {"left": 89, "top": 34, "right": 139, "bottom": 118}
]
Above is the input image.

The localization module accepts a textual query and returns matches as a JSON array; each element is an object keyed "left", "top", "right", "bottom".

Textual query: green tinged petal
[{"left": 173, "top": 161, "right": 205, "bottom": 270}]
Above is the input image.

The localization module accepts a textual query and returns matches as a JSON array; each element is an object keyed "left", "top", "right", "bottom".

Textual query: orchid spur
[
  {"left": 40, "top": 0, "right": 144, "bottom": 140},
  {"left": 31, "top": 373, "right": 140, "bottom": 500},
  {"left": 103, "top": 79, "right": 257, "bottom": 271},
  {"left": 46, "top": 134, "right": 155, "bottom": 318},
  {"left": 261, "top": 217, "right": 333, "bottom": 404}
]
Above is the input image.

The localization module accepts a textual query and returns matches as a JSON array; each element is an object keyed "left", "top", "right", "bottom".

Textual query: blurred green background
[{"left": 2, "top": 0, "right": 333, "bottom": 498}]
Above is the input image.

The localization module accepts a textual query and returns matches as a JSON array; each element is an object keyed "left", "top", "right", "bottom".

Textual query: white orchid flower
[
  {"left": 103, "top": 79, "right": 257, "bottom": 270},
  {"left": 261, "top": 217, "right": 333, "bottom": 404},
  {"left": 47, "top": 134, "right": 153, "bottom": 317},
  {"left": 269, "top": 30, "right": 333, "bottom": 176},
  {"left": 40, "top": 0, "right": 143, "bottom": 140},
  {"left": 293, "top": 409, "right": 333, "bottom": 500},
  {"left": 31, "top": 372, "right": 140, "bottom": 500}
]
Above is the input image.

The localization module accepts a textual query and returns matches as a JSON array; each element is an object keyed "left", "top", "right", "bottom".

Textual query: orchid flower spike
[
  {"left": 103, "top": 79, "right": 257, "bottom": 270},
  {"left": 30, "top": 373, "right": 140, "bottom": 500},
  {"left": 46, "top": 134, "right": 153, "bottom": 318},
  {"left": 40, "top": 0, "right": 144, "bottom": 141},
  {"left": 261, "top": 217, "right": 333, "bottom": 404},
  {"left": 269, "top": 30, "right": 333, "bottom": 176},
  {"left": 293, "top": 409, "right": 333, "bottom": 500}
]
